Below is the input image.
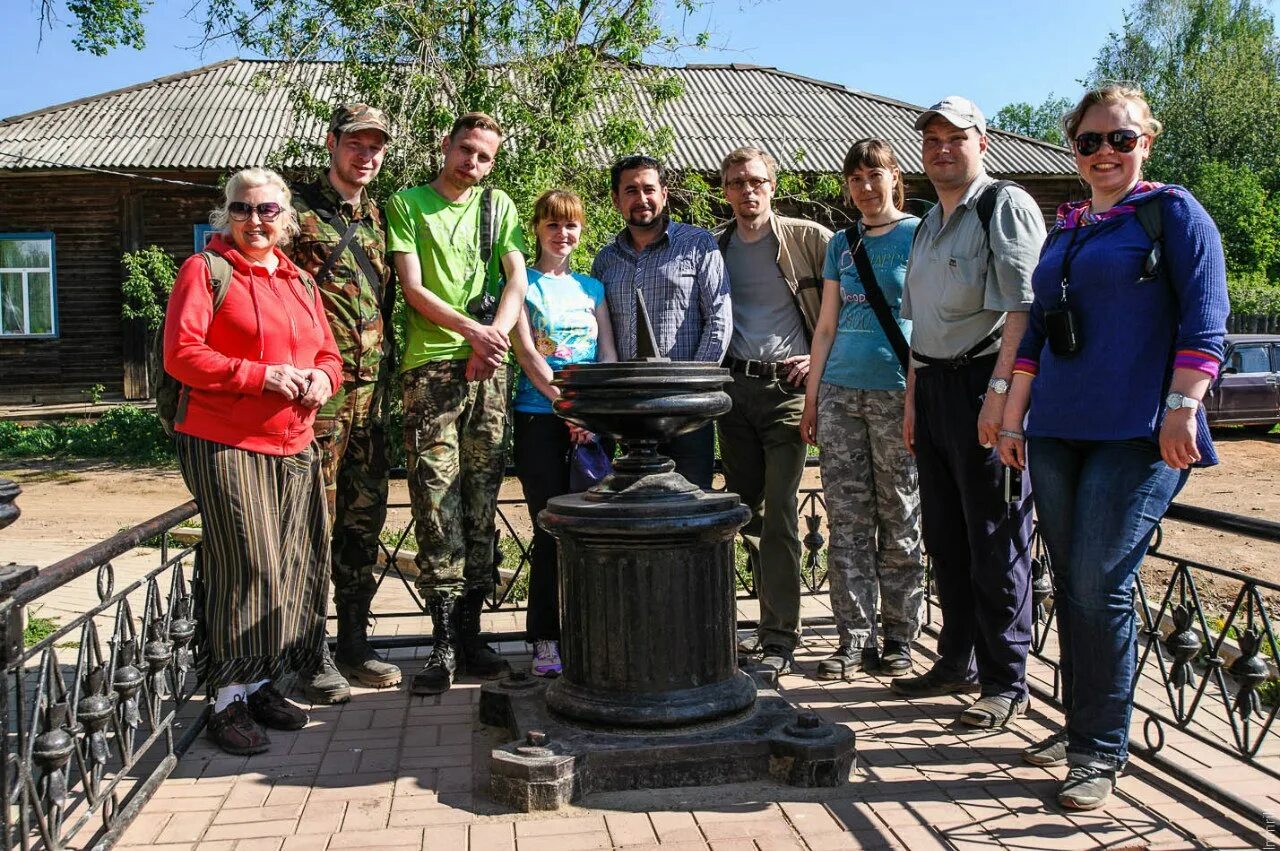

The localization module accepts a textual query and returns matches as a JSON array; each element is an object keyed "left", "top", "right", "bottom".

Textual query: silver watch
[
  {"left": 1165, "top": 392, "right": 1200, "bottom": 412},
  {"left": 987, "top": 377, "right": 1010, "bottom": 395}
]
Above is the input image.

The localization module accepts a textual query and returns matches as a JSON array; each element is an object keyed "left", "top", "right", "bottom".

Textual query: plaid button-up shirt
[{"left": 591, "top": 219, "right": 732, "bottom": 361}]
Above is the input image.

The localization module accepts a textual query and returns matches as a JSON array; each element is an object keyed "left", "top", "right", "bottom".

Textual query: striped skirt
[{"left": 176, "top": 433, "right": 331, "bottom": 691}]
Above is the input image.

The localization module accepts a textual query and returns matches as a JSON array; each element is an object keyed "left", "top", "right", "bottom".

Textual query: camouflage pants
[
  {"left": 816, "top": 383, "right": 925, "bottom": 649},
  {"left": 403, "top": 360, "right": 509, "bottom": 601},
  {"left": 314, "top": 381, "right": 390, "bottom": 608}
]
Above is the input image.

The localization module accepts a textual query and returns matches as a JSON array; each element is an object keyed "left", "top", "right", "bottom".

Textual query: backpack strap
[
  {"left": 844, "top": 226, "right": 911, "bottom": 372},
  {"left": 293, "top": 181, "right": 385, "bottom": 303},
  {"left": 200, "top": 251, "right": 234, "bottom": 312},
  {"left": 478, "top": 187, "right": 503, "bottom": 297},
  {"left": 1134, "top": 197, "right": 1164, "bottom": 278}
]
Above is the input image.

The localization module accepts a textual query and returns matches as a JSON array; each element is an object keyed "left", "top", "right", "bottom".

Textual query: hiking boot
[
  {"left": 889, "top": 666, "right": 980, "bottom": 698},
  {"left": 247, "top": 682, "right": 309, "bottom": 730},
  {"left": 335, "top": 601, "right": 403, "bottom": 688},
  {"left": 412, "top": 595, "right": 458, "bottom": 696},
  {"left": 959, "top": 693, "right": 1029, "bottom": 729},
  {"left": 1023, "top": 729, "right": 1069, "bottom": 767},
  {"left": 531, "top": 640, "right": 562, "bottom": 677},
  {"left": 815, "top": 645, "right": 878, "bottom": 680},
  {"left": 1057, "top": 764, "right": 1117, "bottom": 810},
  {"left": 456, "top": 589, "right": 511, "bottom": 679},
  {"left": 879, "top": 640, "right": 914, "bottom": 675},
  {"left": 760, "top": 644, "right": 794, "bottom": 676},
  {"left": 207, "top": 697, "right": 270, "bottom": 755},
  {"left": 299, "top": 642, "right": 351, "bottom": 705}
]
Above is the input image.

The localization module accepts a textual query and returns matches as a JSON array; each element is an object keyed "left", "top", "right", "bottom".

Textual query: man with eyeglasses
[
  {"left": 592, "top": 154, "right": 731, "bottom": 488},
  {"left": 891, "top": 96, "right": 1045, "bottom": 730},
  {"left": 287, "top": 103, "right": 401, "bottom": 704},
  {"left": 712, "top": 147, "right": 830, "bottom": 676}
]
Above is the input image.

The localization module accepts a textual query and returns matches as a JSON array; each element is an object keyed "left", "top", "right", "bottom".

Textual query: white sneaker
[{"left": 532, "top": 640, "right": 562, "bottom": 677}]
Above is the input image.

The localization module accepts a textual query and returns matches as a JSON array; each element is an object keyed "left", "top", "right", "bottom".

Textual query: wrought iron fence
[
  {"left": 2, "top": 471, "right": 1277, "bottom": 846},
  {"left": 0, "top": 492, "right": 203, "bottom": 851}
]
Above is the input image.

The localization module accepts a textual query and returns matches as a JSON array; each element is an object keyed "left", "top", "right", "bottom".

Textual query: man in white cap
[{"left": 889, "top": 96, "right": 1044, "bottom": 730}]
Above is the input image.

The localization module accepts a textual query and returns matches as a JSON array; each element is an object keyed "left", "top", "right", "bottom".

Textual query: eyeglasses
[
  {"left": 1073, "top": 129, "right": 1143, "bottom": 156},
  {"left": 228, "top": 201, "right": 284, "bottom": 222},
  {"left": 725, "top": 177, "right": 771, "bottom": 192}
]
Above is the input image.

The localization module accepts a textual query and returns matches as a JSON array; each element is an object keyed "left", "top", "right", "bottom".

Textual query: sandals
[{"left": 959, "top": 694, "right": 1028, "bottom": 728}]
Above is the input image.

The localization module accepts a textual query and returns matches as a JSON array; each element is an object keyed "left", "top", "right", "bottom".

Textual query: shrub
[{"left": 0, "top": 406, "right": 174, "bottom": 464}]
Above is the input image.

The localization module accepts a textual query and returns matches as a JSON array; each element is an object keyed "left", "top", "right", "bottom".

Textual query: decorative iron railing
[{"left": 1, "top": 472, "right": 1276, "bottom": 847}]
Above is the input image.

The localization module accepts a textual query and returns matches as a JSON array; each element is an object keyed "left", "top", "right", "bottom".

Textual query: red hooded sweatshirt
[{"left": 164, "top": 233, "right": 342, "bottom": 456}]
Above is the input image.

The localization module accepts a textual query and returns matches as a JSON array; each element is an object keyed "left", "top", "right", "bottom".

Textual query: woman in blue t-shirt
[
  {"left": 800, "top": 139, "right": 926, "bottom": 681},
  {"left": 511, "top": 189, "right": 617, "bottom": 677}
]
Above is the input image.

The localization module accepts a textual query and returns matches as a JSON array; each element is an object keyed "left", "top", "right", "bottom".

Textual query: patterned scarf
[{"left": 1053, "top": 181, "right": 1179, "bottom": 230}]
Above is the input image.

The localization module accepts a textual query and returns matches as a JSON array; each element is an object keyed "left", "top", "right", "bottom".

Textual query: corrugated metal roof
[{"left": 0, "top": 59, "right": 1074, "bottom": 176}]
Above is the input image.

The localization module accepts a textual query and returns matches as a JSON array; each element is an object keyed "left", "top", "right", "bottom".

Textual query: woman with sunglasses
[
  {"left": 800, "top": 139, "right": 925, "bottom": 681},
  {"left": 164, "top": 167, "right": 342, "bottom": 755},
  {"left": 997, "top": 85, "right": 1228, "bottom": 810}
]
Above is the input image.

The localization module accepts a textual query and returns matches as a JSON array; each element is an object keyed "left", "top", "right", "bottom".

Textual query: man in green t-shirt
[{"left": 385, "top": 112, "right": 528, "bottom": 696}]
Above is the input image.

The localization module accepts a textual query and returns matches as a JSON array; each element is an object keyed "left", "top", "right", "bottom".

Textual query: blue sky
[{"left": 1, "top": 1, "right": 1274, "bottom": 121}]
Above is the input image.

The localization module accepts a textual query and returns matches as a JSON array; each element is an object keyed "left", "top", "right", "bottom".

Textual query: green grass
[
  {"left": 23, "top": 608, "right": 60, "bottom": 647},
  {"left": 0, "top": 406, "right": 174, "bottom": 465}
]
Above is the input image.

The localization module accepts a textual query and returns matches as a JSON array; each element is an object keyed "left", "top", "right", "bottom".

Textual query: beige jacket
[{"left": 714, "top": 214, "right": 832, "bottom": 342}]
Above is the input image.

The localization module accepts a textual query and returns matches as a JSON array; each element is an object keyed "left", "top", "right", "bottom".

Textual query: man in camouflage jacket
[{"left": 288, "top": 103, "right": 400, "bottom": 703}]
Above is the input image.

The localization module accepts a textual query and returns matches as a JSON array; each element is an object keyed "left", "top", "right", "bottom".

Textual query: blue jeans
[{"left": 1028, "top": 436, "right": 1188, "bottom": 769}]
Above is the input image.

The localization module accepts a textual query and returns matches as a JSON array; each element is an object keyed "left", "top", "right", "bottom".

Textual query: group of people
[{"left": 163, "top": 83, "right": 1229, "bottom": 813}]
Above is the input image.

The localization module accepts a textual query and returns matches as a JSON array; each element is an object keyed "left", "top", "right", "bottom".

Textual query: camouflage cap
[{"left": 329, "top": 103, "right": 392, "bottom": 140}]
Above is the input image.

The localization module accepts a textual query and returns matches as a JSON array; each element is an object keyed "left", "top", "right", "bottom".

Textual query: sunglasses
[
  {"left": 725, "top": 177, "right": 771, "bottom": 192},
  {"left": 1073, "top": 129, "right": 1144, "bottom": 156},
  {"left": 228, "top": 201, "right": 284, "bottom": 222}
]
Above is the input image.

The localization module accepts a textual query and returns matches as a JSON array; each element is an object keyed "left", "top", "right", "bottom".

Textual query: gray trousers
[{"left": 816, "top": 383, "right": 925, "bottom": 649}]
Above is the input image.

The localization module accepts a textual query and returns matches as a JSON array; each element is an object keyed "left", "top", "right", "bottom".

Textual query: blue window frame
[
  {"left": 194, "top": 224, "right": 216, "bottom": 254},
  {"left": 0, "top": 232, "right": 57, "bottom": 338}
]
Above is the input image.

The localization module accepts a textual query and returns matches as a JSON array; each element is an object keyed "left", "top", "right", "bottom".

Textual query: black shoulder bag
[{"left": 843, "top": 226, "right": 911, "bottom": 372}]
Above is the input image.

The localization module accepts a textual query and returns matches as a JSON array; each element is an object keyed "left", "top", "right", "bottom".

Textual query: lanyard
[{"left": 1056, "top": 222, "right": 1108, "bottom": 304}]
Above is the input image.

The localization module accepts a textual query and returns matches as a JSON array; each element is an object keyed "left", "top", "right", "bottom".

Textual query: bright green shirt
[{"left": 386, "top": 183, "right": 525, "bottom": 368}]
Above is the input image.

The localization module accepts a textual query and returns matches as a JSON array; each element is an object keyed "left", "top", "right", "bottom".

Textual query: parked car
[{"left": 1204, "top": 334, "right": 1280, "bottom": 432}]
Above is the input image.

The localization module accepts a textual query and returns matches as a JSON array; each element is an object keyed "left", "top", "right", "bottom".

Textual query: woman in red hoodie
[{"left": 164, "top": 167, "right": 342, "bottom": 755}]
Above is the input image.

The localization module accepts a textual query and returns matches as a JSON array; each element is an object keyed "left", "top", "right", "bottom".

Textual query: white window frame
[
  {"left": 193, "top": 224, "right": 216, "bottom": 254},
  {"left": 0, "top": 232, "right": 57, "bottom": 339}
]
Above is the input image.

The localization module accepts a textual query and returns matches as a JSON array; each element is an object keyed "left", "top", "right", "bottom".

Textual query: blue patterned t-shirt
[
  {"left": 513, "top": 270, "right": 606, "bottom": 413},
  {"left": 820, "top": 217, "right": 918, "bottom": 390}
]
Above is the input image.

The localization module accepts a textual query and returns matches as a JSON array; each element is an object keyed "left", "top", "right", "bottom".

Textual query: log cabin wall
[{"left": 0, "top": 171, "right": 220, "bottom": 404}]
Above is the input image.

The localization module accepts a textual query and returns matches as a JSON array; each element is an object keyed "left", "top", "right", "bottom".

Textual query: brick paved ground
[{"left": 5, "top": 534, "right": 1278, "bottom": 850}]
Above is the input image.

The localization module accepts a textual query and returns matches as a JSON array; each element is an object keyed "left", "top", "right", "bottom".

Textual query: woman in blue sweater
[{"left": 997, "top": 85, "right": 1228, "bottom": 810}]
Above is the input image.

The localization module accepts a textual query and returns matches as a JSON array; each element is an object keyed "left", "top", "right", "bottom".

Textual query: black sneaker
[
  {"left": 247, "top": 682, "right": 309, "bottom": 731},
  {"left": 879, "top": 640, "right": 913, "bottom": 675},
  {"left": 760, "top": 645, "right": 793, "bottom": 676},
  {"left": 1023, "top": 729, "right": 1068, "bottom": 767},
  {"left": 207, "top": 697, "right": 270, "bottom": 755},
  {"left": 889, "top": 666, "right": 980, "bottom": 698},
  {"left": 1057, "top": 764, "right": 1117, "bottom": 810}
]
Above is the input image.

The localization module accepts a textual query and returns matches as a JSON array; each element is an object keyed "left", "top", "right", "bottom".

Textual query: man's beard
[{"left": 627, "top": 207, "right": 665, "bottom": 229}]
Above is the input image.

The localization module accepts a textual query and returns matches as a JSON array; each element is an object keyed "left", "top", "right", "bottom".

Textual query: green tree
[
  {"left": 36, "top": 0, "right": 149, "bottom": 55},
  {"left": 201, "top": 0, "right": 706, "bottom": 261},
  {"left": 990, "top": 94, "right": 1074, "bottom": 146}
]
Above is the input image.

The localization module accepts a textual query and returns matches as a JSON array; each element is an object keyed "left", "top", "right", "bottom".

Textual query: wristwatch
[
  {"left": 1165, "top": 392, "right": 1200, "bottom": 412},
  {"left": 987, "top": 378, "right": 1010, "bottom": 395}
]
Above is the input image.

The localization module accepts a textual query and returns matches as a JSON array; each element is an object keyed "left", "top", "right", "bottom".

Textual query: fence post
[{"left": 0, "top": 479, "right": 38, "bottom": 850}]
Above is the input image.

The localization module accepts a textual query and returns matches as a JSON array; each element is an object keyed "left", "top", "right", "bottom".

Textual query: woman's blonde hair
[
  {"left": 209, "top": 167, "right": 301, "bottom": 245},
  {"left": 530, "top": 189, "right": 586, "bottom": 262},
  {"left": 1062, "top": 84, "right": 1164, "bottom": 143}
]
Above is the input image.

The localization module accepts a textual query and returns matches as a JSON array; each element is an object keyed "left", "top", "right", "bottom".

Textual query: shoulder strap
[
  {"left": 975, "top": 179, "right": 1019, "bottom": 240},
  {"left": 1135, "top": 198, "right": 1164, "bottom": 278},
  {"left": 480, "top": 187, "right": 495, "bottom": 265},
  {"left": 717, "top": 221, "right": 734, "bottom": 253},
  {"left": 845, "top": 226, "right": 911, "bottom": 372},
  {"left": 200, "top": 251, "right": 234, "bottom": 312},
  {"left": 295, "top": 181, "right": 384, "bottom": 299}
]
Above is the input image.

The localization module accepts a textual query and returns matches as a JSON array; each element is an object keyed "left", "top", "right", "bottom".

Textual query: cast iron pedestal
[{"left": 479, "top": 361, "right": 854, "bottom": 811}]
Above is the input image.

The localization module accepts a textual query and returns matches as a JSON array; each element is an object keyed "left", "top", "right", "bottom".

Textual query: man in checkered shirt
[{"left": 591, "top": 154, "right": 732, "bottom": 488}]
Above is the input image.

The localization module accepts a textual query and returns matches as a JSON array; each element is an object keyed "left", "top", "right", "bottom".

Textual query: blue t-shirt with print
[
  {"left": 513, "top": 270, "right": 606, "bottom": 414},
  {"left": 820, "top": 217, "right": 918, "bottom": 390}
]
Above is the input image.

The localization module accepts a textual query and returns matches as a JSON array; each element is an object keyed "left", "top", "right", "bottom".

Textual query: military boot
[
  {"left": 299, "top": 641, "right": 351, "bottom": 704},
  {"left": 456, "top": 589, "right": 512, "bottom": 679},
  {"left": 411, "top": 595, "right": 458, "bottom": 696},
  {"left": 334, "top": 601, "right": 403, "bottom": 688}
]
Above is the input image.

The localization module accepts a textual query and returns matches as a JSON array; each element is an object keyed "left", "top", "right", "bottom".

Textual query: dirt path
[{"left": 2, "top": 434, "right": 1277, "bottom": 612}]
